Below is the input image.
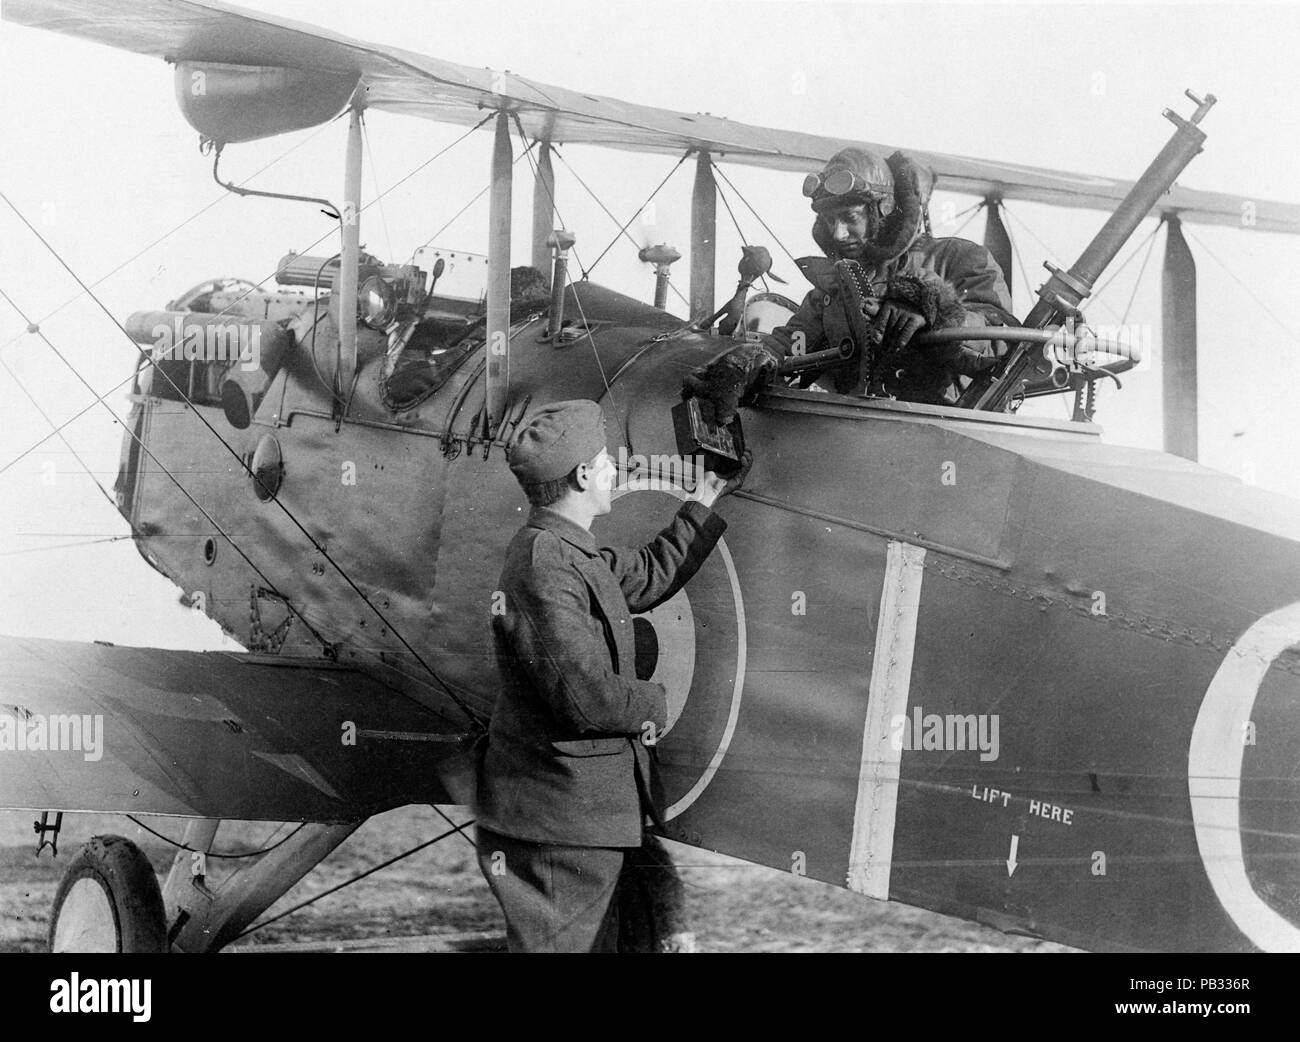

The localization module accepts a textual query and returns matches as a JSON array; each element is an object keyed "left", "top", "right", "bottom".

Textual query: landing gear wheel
[{"left": 48, "top": 835, "right": 167, "bottom": 953}]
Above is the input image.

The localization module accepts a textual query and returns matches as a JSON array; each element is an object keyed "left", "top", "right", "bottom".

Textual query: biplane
[{"left": 2, "top": 0, "right": 1300, "bottom": 953}]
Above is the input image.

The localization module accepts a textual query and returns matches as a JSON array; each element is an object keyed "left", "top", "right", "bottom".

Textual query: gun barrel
[
  {"left": 1029, "top": 95, "right": 1215, "bottom": 324},
  {"left": 969, "top": 92, "right": 1215, "bottom": 410}
]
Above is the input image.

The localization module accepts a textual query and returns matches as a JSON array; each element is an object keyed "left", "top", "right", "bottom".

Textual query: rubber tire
[{"left": 48, "top": 835, "right": 167, "bottom": 953}]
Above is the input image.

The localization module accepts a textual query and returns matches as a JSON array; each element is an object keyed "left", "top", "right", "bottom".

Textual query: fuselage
[{"left": 114, "top": 275, "right": 1300, "bottom": 952}]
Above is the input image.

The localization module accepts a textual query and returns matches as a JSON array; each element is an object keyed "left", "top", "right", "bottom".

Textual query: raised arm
[{"left": 599, "top": 500, "right": 727, "bottom": 615}]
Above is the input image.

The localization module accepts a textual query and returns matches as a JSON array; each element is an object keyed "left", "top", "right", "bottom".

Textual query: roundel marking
[
  {"left": 664, "top": 535, "right": 745, "bottom": 819},
  {"left": 609, "top": 479, "right": 746, "bottom": 820},
  {"left": 1189, "top": 600, "right": 1300, "bottom": 952},
  {"left": 637, "top": 587, "right": 696, "bottom": 732}
]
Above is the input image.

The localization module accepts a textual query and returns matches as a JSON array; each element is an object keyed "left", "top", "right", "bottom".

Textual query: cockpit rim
[{"left": 759, "top": 385, "right": 1102, "bottom": 438}]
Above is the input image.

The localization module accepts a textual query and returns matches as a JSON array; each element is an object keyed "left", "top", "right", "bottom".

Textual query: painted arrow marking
[{"left": 1007, "top": 834, "right": 1020, "bottom": 877}]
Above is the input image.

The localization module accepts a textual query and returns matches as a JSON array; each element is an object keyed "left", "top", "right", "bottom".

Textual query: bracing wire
[
  {"left": 3, "top": 115, "right": 497, "bottom": 480},
  {"left": 0, "top": 352, "right": 118, "bottom": 509},
  {"left": 1120, "top": 225, "right": 1161, "bottom": 325},
  {"left": 994, "top": 203, "right": 1035, "bottom": 313},
  {"left": 0, "top": 120, "right": 334, "bottom": 359},
  {"left": 1000, "top": 203, "right": 1126, "bottom": 326},
  {"left": 1091, "top": 222, "right": 1161, "bottom": 302},
  {"left": 511, "top": 118, "right": 618, "bottom": 404},
  {"left": 510, "top": 117, "right": 587, "bottom": 276},
  {"left": 0, "top": 535, "right": 129, "bottom": 557},
  {"left": 0, "top": 280, "right": 335, "bottom": 649},
  {"left": 231, "top": 816, "right": 475, "bottom": 940},
  {"left": 408, "top": 123, "right": 534, "bottom": 260},
  {"left": 552, "top": 147, "right": 658, "bottom": 279},
  {"left": 583, "top": 151, "right": 690, "bottom": 276},
  {"left": 361, "top": 113, "right": 396, "bottom": 262},
  {"left": 0, "top": 124, "right": 498, "bottom": 725},
  {"left": 127, "top": 816, "right": 307, "bottom": 860},
  {"left": 713, "top": 175, "right": 770, "bottom": 294},
  {"left": 543, "top": 143, "right": 689, "bottom": 309},
  {"left": 707, "top": 161, "right": 803, "bottom": 273}
]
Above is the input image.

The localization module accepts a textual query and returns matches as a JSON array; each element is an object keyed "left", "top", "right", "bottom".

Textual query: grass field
[{"left": 0, "top": 807, "right": 1074, "bottom": 953}]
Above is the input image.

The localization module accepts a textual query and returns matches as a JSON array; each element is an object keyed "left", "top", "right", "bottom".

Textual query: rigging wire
[
  {"left": 0, "top": 390, "right": 121, "bottom": 479},
  {"left": 0, "top": 119, "right": 498, "bottom": 701},
  {"left": 361, "top": 113, "right": 396, "bottom": 263},
  {"left": 993, "top": 204, "right": 1075, "bottom": 418},
  {"left": 546, "top": 144, "right": 689, "bottom": 309},
  {"left": 0, "top": 120, "right": 333, "bottom": 359},
  {"left": 2, "top": 115, "right": 497, "bottom": 480},
  {"left": 0, "top": 280, "right": 335, "bottom": 653},
  {"left": 127, "top": 816, "right": 307, "bottom": 860},
  {"left": 937, "top": 199, "right": 985, "bottom": 231},
  {"left": 1182, "top": 223, "right": 1300, "bottom": 439},
  {"left": 664, "top": 268, "right": 693, "bottom": 311},
  {"left": 1119, "top": 223, "right": 1161, "bottom": 325},
  {"left": 510, "top": 117, "right": 588, "bottom": 277},
  {"left": 950, "top": 205, "right": 982, "bottom": 241},
  {"left": 430, "top": 803, "right": 478, "bottom": 850},
  {"left": 551, "top": 146, "right": 652, "bottom": 278},
  {"left": 1090, "top": 222, "right": 1161, "bottom": 303},
  {"left": 1000, "top": 203, "right": 1126, "bottom": 326},
  {"left": 707, "top": 161, "right": 802, "bottom": 274},
  {"left": 0, "top": 186, "right": 486, "bottom": 727},
  {"left": 511, "top": 117, "right": 633, "bottom": 400},
  {"left": 713, "top": 175, "right": 770, "bottom": 294},
  {"left": 408, "top": 127, "right": 536, "bottom": 261},
  {"left": 562, "top": 245, "right": 617, "bottom": 412},
  {"left": 1184, "top": 225, "right": 1300, "bottom": 350},
  {"left": 231, "top": 816, "right": 475, "bottom": 940},
  {"left": 995, "top": 204, "right": 1035, "bottom": 314},
  {"left": 0, "top": 535, "right": 129, "bottom": 557},
  {"left": 0, "top": 353, "right": 118, "bottom": 510},
  {"left": 359, "top": 113, "right": 496, "bottom": 240},
  {"left": 582, "top": 151, "right": 690, "bottom": 277}
]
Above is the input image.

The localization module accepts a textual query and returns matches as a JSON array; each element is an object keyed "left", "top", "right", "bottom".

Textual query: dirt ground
[{"left": 0, "top": 807, "right": 1074, "bottom": 953}]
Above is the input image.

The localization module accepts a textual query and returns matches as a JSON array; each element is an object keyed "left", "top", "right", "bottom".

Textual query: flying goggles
[{"left": 802, "top": 169, "right": 896, "bottom": 216}]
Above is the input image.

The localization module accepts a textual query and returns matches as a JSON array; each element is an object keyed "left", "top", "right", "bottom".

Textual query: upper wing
[
  {"left": 0, "top": 635, "right": 472, "bottom": 823},
  {"left": 5, "top": 0, "right": 1299, "bottom": 232}
]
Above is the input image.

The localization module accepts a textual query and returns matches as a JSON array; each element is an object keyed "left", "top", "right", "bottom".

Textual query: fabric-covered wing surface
[
  {"left": 0, "top": 636, "right": 469, "bottom": 822},
  {"left": 5, "top": 0, "right": 1300, "bottom": 231}
]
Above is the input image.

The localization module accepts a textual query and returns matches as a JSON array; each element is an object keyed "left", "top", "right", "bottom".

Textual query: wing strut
[
  {"left": 1162, "top": 215, "right": 1198, "bottom": 460},
  {"left": 486, "top": 111, "right": 513, "bottom": 434},
  {"left": 338, "top": 104, "right": 363, "bottom": 406},
  {"left": 983, "top": 198, "right": 1014, "bottom": 298},
  {"left": 531, "top": 141, "right": 556, "bottom": 273},
  {"left": 690, "top": 152, "right": 716, "bottom": 321}
]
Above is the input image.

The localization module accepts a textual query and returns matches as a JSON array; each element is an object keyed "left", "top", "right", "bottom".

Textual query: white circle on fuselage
[
  {"left": 1189, "top": 601, "right": 1300, "bottom": 952},
  {"left": 640, "top": 587, "right": 695, "bottom": 732},
  {"left": 611, "top": 478, "right": 746, "bottom": 819}
]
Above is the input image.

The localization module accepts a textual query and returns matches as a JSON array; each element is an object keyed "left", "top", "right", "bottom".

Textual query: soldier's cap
[{"left": 507, "top": 399, "right": 607, "bottom": 485}]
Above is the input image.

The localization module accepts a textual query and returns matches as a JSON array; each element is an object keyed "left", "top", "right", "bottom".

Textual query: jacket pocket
[{"left": 550, "top": 736, "right": 629, "bottom": 757}]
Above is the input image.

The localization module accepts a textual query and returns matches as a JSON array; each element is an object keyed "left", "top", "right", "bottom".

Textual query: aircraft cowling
[{"left": 123, "top": 311, "right": 293, "bottom": 430}]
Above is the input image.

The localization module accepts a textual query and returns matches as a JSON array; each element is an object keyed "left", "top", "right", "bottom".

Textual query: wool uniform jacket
[{"left": 476, "top": 499, "right": 727, "bottom": 848}]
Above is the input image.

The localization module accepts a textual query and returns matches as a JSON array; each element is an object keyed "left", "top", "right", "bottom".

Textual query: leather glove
[
  {"left": 878, "top": 272, "right": 967, "bottom": 350},
  {"left": 875, "top": 300, "right": 927, "bottom": 349},
  {"left": 681, "top": 339, "right": 781, "bottom": 425}
]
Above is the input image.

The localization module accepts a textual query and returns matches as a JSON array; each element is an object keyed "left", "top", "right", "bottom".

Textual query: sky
[{"left": 1, "top": 0, "right": 1299, "bottom": 647}]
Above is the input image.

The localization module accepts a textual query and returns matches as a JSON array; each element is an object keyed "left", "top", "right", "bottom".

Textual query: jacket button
[{"left": 822, "top": 293, "right": 832, "bottom": 306}]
